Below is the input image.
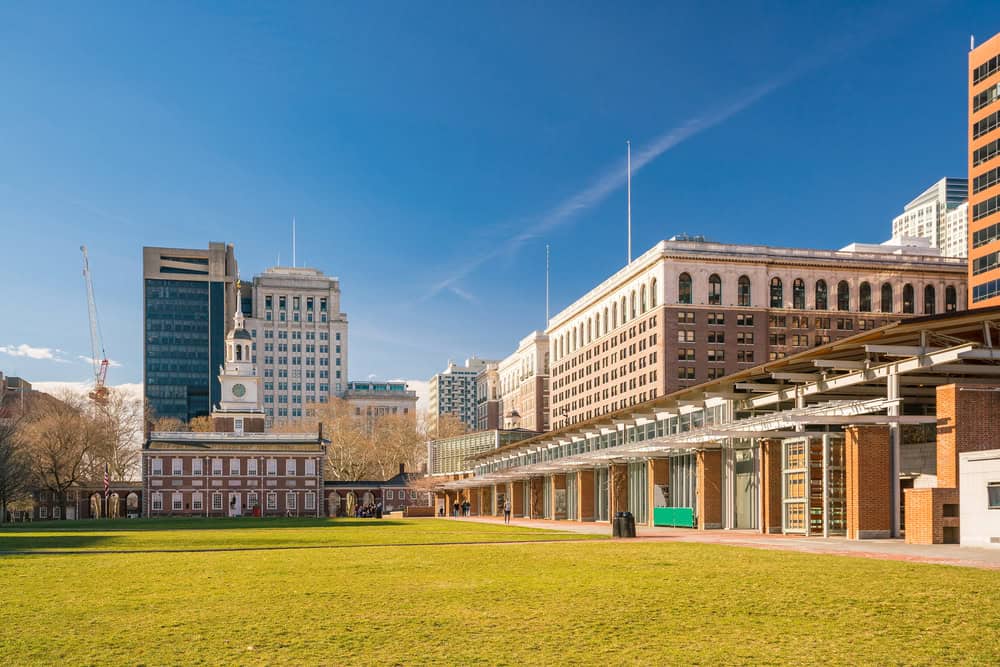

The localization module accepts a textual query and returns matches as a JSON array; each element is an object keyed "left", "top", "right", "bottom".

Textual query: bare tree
[
  {"left": 188, "top": 416, "right": 214, "bottom": 432},
  {"left": 0, "top": 418, "right": 31, "bottom": 523},
  {"left": 21, "top": 396, "right": 103, "bottom": 520},
  {"left": 151, "top": 416, "right": 188, "bottom": 432},
  {"left": 426, "top": 413, "right": 468, "bottom": 440},
  {"left": 92, "top": 388, "right": 143, "bottom": 481},
  {"left": 370, "top": 413, "right": 426, "bottom": 480}
]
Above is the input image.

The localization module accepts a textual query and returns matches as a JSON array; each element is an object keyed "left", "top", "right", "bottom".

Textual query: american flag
[{"left": 103, "top": 464, "right": 110, "bottom": 499}]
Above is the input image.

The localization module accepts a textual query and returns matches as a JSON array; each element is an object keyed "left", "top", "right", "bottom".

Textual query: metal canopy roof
[{"left": 465, "top": 308, "right": 1000, "bottom": 474}]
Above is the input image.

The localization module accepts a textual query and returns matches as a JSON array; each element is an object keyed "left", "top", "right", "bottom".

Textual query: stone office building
[{"left": 546, "top": 236, "right": 967, "bottom": 427}]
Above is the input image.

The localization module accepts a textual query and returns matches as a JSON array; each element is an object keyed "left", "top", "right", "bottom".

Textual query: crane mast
[{"left": 80, "top": 245, "right": 109, "bottom": 403}]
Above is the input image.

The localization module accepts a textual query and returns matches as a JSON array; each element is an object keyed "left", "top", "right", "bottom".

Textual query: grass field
[{"left": 2, "top": 519, "right": 999, "bottom": 665}]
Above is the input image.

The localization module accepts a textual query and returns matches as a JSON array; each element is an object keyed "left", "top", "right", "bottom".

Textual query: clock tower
[{"left": 213, "top": 281, "right": 266, "bottom": 433}]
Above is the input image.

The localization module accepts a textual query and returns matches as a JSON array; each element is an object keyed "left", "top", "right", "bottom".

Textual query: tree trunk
[{"left": 59, "top": 490, "right": 67, "bottom": 521}]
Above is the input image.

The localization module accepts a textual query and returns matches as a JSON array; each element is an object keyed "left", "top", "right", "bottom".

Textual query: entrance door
[
  {"left": 734, "top": 449, "right": 755, "bottom": 529},
  {"left": 594, "top": 468, "right": 609, "bottom": 522},
  {"left": 228, "top": 492, "right": 242, "bottom": 517}
]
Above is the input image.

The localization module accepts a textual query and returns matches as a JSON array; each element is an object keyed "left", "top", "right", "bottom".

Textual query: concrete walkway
[{"left": 452, "top": 515, "right": 1000, "bottom": 570}]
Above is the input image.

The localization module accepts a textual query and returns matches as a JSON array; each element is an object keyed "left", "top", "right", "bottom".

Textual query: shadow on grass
[
  {"left": 0, "top": 534, "right": 116, "bottom": 552},
  {"left": 0, "top": 517, "right": 412, "bottom": 533}
]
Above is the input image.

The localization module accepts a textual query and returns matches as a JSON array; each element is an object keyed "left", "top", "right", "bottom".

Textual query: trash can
[
  {"left": 621, "top": 511, "right": 636, "bottom": 538},
  {"left": 613, "top": 511, "right": 636, "bottom": 538}
]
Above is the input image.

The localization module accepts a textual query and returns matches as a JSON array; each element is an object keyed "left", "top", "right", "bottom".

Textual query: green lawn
[
  {"left": 0, "top": 517, "right": 593, "bottom": 552},
  {"left": 1, "top": 520, "right": 998, "bottom": 665}
]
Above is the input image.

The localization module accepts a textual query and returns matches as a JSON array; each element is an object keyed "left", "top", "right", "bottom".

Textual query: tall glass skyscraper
[{"left": 143, "top": 243, "right": 237, "bottom": 423}]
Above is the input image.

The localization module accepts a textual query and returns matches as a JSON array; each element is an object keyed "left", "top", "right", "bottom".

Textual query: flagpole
[{"left": 627, "top": 140, "right": 632, "bottom": 265}]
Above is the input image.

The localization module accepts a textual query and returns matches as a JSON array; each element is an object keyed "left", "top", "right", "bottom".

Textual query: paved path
[{"left": 449, "top": 515, "right": 1000, "bottom": 570}]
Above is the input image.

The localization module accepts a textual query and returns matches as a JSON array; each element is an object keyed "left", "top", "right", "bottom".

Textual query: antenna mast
[
  {"left": 545, "top": 244, "right": 550, "bottom": 326},
  {"left": 627, "top": 140, "right": 632, "bottom": 264}
]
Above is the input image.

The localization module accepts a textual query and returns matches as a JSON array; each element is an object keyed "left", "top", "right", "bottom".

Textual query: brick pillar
[
  {"left": 552, "top": 474, "right": 567, "bottom": 519},
  {"left": 904, "top": 487, "right": 961, "bottom": 544},
  {"left": 648, "top": 459, "right": 669, "bottom": 527},
  {"left": 936, "top": 384, "right": 1000, "bottom": 490},
  {"left": 845, "top": 425, "right": 891, "bottom": 540},
  {"left": 760, "top": 440, "right": 783, "bottom": 534},
  {"left": 609, "top": 464, "right": 628, "bottom": 517},
  {"left": 696, "top": 450, "right": 722, "bottom": 529},
  {"left": 578, "top": 469, "right": 595, "bottom": 521},
  {"left": 512, "top": 481, "right": 525, "bottom": 517}
]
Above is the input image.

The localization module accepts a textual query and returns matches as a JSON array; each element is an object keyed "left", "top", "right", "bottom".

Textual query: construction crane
[{"left": 80, "top": 245, "right": 110, "bottom": 404}]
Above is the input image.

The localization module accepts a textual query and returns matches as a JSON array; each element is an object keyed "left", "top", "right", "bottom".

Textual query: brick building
[
  {"left": 142, "top": 288, "right": 327, "bottom": 518},
  {"left": 546, "top": 236, "right": 967, "bottom": 428},
  {"left": 440, "top": 307, "right": 1000, "bottom": 546},
  {"left": 324, "top": 464, "right": 434, "bottom": 516}
]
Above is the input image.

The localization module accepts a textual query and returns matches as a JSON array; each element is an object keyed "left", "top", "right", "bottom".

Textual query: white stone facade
[
  {"left": 497, "top": 331, "right": 550, "bottom": 432},
  {"left": 891, "top": 177, "right": 968, "bottom": 258},
  {"left": 428, "top": 356, "right": 496, "bottom": 432},
  {"left": 959, "top": 449, "right": 1000, "bottom": 548},
  {"left": 244, "top": 267, "right": 348, "bottom": 424}
]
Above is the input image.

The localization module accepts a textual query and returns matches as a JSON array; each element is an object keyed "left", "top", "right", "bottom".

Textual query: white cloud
[
  {"left": 0, "top": 343, "right": 66, "bottom": 361},
  {"left": 31, "top": 381, "right": 142, "bottom": 403},
  {"left": 78, "top": 355, "right": 123, "bottom": 368}
]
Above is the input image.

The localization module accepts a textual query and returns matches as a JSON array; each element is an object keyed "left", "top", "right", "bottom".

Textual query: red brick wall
[
  {"left": 760, "top": 440, "right": 783, "bottom": 534},
  {"left": 697, "top": 450, "right": 722, "bottom": 529},
  {"left": 578, "top": 470, "right": 595, "bottom": 521},
  {"left": 845, "top": 425, "right": 891, "bottom": 539},
  {"left": 904, "top": 487, "right": 961, "bottom": 544},
  {"left": 936, "top": 384, "right": 1000, "bottom": 489}
]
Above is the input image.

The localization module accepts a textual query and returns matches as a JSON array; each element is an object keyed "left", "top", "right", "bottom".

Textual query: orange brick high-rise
[{"left": 969, "top": 33, "right": 1000, "bottom": 307}]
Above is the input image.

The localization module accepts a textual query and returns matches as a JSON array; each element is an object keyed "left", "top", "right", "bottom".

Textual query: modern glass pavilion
[{"left": 436, "top": 308, "right": 1000, "bottom": 542}]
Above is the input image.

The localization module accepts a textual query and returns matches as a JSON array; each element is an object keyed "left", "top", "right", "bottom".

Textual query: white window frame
[
  {"left": 192, "top": 493, "right": 203, "bottom": 511},
  {"left": 286, "top": 492, "right": 297, "bottom": 510},
  {"left": 192, "top": 457, "right": 203, "bottom": 475},
  {"left": 247, "top": 458, "right": 258, "bottom": 476},
  {"left": 151, "top": 458, "right": 163, "bottom": 475},
  {"left": 151, "top": 492, "right": 163, "bottom": 511},
  {"left": 247, "top": 492, "right": 259, "bottom": 509},
  {"left": 212, "top": 458, "right": 223, "bottom": 476},
  {"left": 172, "top": 492, "right": 183, "bottom": 511},
  {"left": 53, "top": 506, "right": 61, "bottom": 519},
  {"left": 39, "top": 506, "right": 49, "bottom": 519},
  {"left": 172, "top": 458, "right": 183, "bottom": 476},
  {"left": 305, "top": 459, "right": 316, "bottom": 476},
  {"left": 285, "top": 459, "right": 296, "bottom": 476},
  {"left": 410, "top": 490, "right": 417, "bottom": 500},
  {"left": 386, "top": 490, "right": 394, "bottom": 500},
  {"left": 266, "top": 459, "right": 277, "bottom": 476},
  {"left": 266, "top": 492, "right": 277, "bottom": 510},
  {"left": 304, "top": 492, "right": 315, "bottom": 511},
  {"left": 229, "top": 458, "right": 241, "bottom": 476},
  {"left": 212, "top": 492, "right": 223, "bottom": 511}
]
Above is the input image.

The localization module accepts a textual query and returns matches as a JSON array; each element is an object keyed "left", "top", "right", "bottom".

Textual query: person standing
[
  {"left": 503, "top": 498, "right": 512, "bottom": 525},
  {"left": 453, "top": 501, "right": 460, "bottom": 517}
]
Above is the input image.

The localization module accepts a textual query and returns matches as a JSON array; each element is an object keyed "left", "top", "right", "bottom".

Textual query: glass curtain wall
[
  {"left": 594, "top": 467, "right": 609, "bottom": 522},
  {"left": 566, "top": 474, "right": 578, "bottom": 520},
  {"left": 627, "top": 461, "right": 648, "bottom": 524}
]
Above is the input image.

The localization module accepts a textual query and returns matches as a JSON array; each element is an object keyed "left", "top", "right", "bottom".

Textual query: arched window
[
  {"left": 770, "top": 277, "right": 783, "bottom": 308},
  {"left": 572, "top": 329, "right": 577, "bottom": 351},
  {"left": 236, "top": 345, "right": 242, "bottom": 361},
  {"left": 708, "top": 274, "right": 722, "bottom": 305},
  {"left": 579, "top": 323, "right": 585, "bottom": 347},
  {"left": 640, "top": 285, "right": 647, "bottom": 313},
  {"left": 621, "top": 296, "right": 627, "bottom": 321},
  {"left": 630, "top": 291, "right": 636, "bottom": 318},
  {"left": 881, "top": 283, "right": 893, "bottom": 313},
  {"left": 815, "top": 280, "right": 828, "bottom": 310},
  {"left": 594, "top": 312, "right": 601, "bottom": 338},
  {"left": 902, "top": 284, "right": 914, "bottom": 313},
  {"left": 793, "top": 278, "right": 805, "bottom": 310},
  {"left": 678, "top": 273, "right": 692, "bottom": 305},
  {"left": 612, "top": 302, "right": 618, "bottom": 327},
  {"left": 837, "top": 281, "right": 850, "bottom": 311},
  {"left": 859, "top": 282, "right": 872, "bottom": 312},
  {"left": 738, "top": 276, "right": 751, "bottom": 307},
  {"left": 587, "top": 318, "right": 592, "bottom": 343},
  {"left": 924, "top": 285, "right": 936, "bottom": 315},
  {"left": 945, "top": 286, "right": 957, "bottom": 313},
  {"left": 650, "top": 279, "right": 658, "bottom": 308},
  {"left": 603, "top": 307, "right": 609, "bottom": 334}
]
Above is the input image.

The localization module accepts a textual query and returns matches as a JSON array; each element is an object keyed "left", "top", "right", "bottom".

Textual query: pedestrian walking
[{"left": 503, "top": 499, "right": 512, "bottom": 525}]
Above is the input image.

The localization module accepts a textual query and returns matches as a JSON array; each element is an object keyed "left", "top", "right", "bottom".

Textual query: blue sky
[{"left": 2, "top": 1, "right": 999, "bottom": 387}]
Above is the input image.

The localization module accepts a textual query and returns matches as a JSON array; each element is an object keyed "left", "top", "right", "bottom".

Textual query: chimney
[
  {"left": 318, "top": 421, "right": 324, "bottom": 442},
  {"left": 399, "top": 463, "right": 405, "bottom": 476}
]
